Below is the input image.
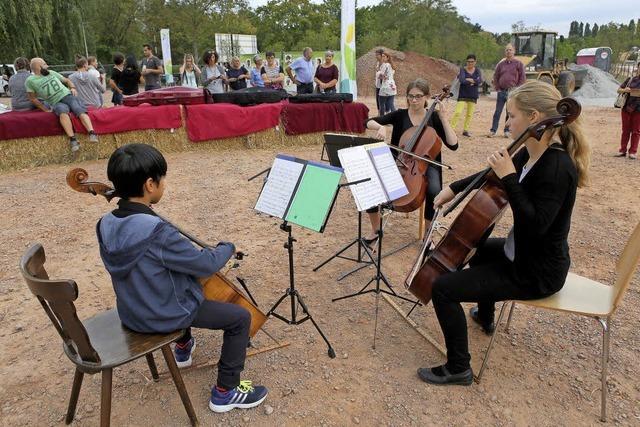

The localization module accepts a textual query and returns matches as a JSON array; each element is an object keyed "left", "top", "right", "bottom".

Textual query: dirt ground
[{"left": 0, "top": 94, "right": 639, "bottom": 427}]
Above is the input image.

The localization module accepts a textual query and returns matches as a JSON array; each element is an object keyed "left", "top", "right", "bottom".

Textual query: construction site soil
[
  {"left": 0, "top": 68, "right": 638, "bottom": 427},
  {"left": 357, "top": 47, "right": 459, "bottom": 98}
]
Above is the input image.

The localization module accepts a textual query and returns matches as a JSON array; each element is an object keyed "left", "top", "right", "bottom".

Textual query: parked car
[{"left": 0, "top": 64, "right": 17, "bottom": 97}]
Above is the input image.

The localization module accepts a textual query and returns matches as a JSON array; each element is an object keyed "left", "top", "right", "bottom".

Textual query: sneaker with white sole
[
  {"left": 503, "top": 130, "right": 512, "bottom": 139},
  {"left": 209, "top": 381, "right": 268, "bottom": 413},
  {"left": 487, "top": 131, "right": 496, "bottom": 138},
  {"left": 174, "top": 337, "right": 196, "bottom": 368},
  {"left": 70, "top": 138, "right": 80, "bottom": 152},
  {"left": 88, "top": 132, "right": 99, "bottom": 143}
]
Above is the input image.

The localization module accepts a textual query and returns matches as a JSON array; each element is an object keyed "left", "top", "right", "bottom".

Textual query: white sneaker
[
  {"left": 70, "top": 139, "right": 80, "bottom": 152},
  {"left": 487, "top": 131, "right": 496, "bottom": 138},
  {"left": 504, "top": 130, "right": 512, "bottom": 139}
]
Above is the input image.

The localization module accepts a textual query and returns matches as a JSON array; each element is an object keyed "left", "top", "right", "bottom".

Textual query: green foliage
[
  {"left": 10, "top": 0, "right": 635, "bottom": 71},
  {"left": 560, "top": 20, "right": 640, "bottom": 62}
]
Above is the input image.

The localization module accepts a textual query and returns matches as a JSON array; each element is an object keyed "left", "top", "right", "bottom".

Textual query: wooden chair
[
  {"left": 476, "top": 221, "right": 640, "bottom": 422},
  {"left": 20, "top": 244, "right": 199, "bottom": 427}
]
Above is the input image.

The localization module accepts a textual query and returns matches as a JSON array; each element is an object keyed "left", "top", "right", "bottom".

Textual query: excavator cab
[
  {"left": 509, "top": 30, "right": 579, "bottom": 96},
  {"left": 511, "top": 31, "right": 557, "bottom": 70}
]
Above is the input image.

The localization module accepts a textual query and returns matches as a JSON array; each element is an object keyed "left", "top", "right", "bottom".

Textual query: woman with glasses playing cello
[
  {"left": 364, "top": 78, "right": 459, "bottom": 246},
  {"left": 417, "top": 80, "right": 590, "bottom": 386}
]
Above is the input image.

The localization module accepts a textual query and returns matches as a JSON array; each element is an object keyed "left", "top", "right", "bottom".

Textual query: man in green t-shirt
[{"left": 26, "top": 58, "right": 99, "bottom": 152}]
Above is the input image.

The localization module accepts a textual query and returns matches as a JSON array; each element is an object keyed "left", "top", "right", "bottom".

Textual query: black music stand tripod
[
  {"left": 332, "top": 203, "right": 420, "bottom": 348},
  {"left": 267, "top": 221, "right": 337, "bottom": 359},
  {"left": 313, "top": 210, "right": 372, "bottom": 276}
]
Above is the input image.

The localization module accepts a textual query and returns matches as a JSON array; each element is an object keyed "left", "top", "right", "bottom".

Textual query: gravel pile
[
  {"left": 356, "top": 47, "right": 458, "bottom": 99},
  {"left": 570, "top": 64, "right": 621, "bottom": 106}
]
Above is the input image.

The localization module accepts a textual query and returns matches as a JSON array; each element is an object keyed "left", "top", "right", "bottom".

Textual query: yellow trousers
[{"left": 450, "top": 100, "right": 476, "bottom": 132}]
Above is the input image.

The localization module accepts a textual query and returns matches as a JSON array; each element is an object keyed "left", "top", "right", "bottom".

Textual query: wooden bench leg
[
  {"left": 161, "top": 344, "right": 198, "bottom": 426},
  {"left": 100, "top": 368, "right": 113, "bottom": 427},
  {"left": 146, "top": 353, "right": 160, "bottom": 382},
  {"left": 65, "top": 368, "right": 84, "bottom": 424}
]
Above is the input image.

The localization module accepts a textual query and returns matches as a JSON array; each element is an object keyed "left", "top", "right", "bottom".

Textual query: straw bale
[{"left": 0, "top": 122, "right": 352, "bottom": 173}]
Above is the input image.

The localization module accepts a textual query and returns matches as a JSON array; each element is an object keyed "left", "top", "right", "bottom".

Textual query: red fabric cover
[
  {"left": 281, "top": 101, "right": 369, "bottom": 135},
  {"left": 0, "top": 105, "right": 182, "bottom": 140},
  {"left": 71, "top": 105, "right": 183, "bottom": 134},
  {"left": 0, "top": 110, "right": 63, "bottom": 140},
  {"left": 185, "top": 102, "right": 283, "bottom": 142}
]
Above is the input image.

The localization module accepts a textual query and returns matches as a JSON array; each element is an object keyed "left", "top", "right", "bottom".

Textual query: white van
[{"left": 0, "top": 64, "right": 17, "bottom": 97}]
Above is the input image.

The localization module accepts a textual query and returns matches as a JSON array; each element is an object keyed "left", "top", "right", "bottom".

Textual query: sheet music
[
  {"left": 368, "top": 145, "right": 409, "bottom": 201},
  {"left": 254, "top": 156, "right": 304, "bottom": 218},
  {"left": 338, "top": 146, "right": 388, "bottom": 211}
]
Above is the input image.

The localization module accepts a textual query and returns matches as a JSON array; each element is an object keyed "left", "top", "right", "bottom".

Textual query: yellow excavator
[{"left": 510, "top": 31, "right": 583, "bottom": 96}]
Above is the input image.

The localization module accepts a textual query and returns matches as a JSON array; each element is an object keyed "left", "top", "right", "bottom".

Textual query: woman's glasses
[{"left": 407, "top": 94, "right": 425, "bottom": 100}]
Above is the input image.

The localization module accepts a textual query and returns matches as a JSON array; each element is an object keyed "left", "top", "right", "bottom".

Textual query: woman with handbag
[
  {"left": 615, "top": 66, "right": 640, "bottom": 159},
  {"left": 377, "top": 51, "right": 397, "bottom": 115}
]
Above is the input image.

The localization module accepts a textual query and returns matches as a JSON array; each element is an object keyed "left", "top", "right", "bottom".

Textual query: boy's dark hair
[
  {"left": 466, "top": 54, "right": 477, "bottom": 61},
  {"left": 107, "top": 144, "right": 167, "bottom": 199},
  {"left": 113, "top": 53, "right": 125, "bottom": 65},
  {"left": 143, "top": 44, "right": 153, "bottom": 51}
]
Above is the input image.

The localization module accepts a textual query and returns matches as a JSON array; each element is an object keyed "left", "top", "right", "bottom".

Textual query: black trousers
[
  {"left": 177, "top": 300, "right": 251, "bottom": 389},
  {"left": 297, "top": 82, "right": 314, "bottom": 94},
  {"left": 431, "top": 238, "right": 545, "bottom": 372},
  {"left": 365, "top": 165, "right": 440, "bottom": 220}
]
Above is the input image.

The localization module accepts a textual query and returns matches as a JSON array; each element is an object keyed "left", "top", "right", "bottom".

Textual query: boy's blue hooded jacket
[{"left": 97, "top": 200, "right": 235, "bottom": 333}]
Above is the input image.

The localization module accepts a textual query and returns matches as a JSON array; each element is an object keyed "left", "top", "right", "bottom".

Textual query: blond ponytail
[{"left": 509, "top": 81, "right": 591, "bottom": 187}]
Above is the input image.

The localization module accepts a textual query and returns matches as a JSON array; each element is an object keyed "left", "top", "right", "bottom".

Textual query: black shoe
[
  {"left": 362, "top": 235, "right": 379, "bottom": 250},
  {"left": 417, "top": 365, "right": 473, "bottom": 386},
  {"left": 469, "top": 306, "right": 495, "bottom": 335}
]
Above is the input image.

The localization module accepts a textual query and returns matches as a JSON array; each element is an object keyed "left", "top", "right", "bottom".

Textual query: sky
[{"left": 248, "top": 0, "right": 632, "bottom": 36}]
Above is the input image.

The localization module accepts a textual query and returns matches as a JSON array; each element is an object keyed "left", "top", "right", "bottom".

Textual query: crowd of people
[{"left": 2, "top": 42, "right": 637, "bottom": 160}]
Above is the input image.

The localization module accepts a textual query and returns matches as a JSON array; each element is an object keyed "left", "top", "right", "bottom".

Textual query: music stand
[
  {"left": 314, "top": 134, "right": 380, "bottom": 274},
  {"left": 252, "top": 155, "right": 364, "bottom": 358}
]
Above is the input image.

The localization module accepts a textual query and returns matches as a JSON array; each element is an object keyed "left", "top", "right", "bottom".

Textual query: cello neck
[{"left": 405, "top": 100, "right": 438, "bottom": 152}]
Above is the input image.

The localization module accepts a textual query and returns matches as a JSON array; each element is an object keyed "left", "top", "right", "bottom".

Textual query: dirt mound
[{"left": 357, "top": 47, "right": 459, "bottom": 100}]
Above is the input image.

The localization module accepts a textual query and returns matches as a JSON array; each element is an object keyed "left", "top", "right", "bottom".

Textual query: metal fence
[{"left": 611, "top": 61, "right": 638, "bottom": 81}]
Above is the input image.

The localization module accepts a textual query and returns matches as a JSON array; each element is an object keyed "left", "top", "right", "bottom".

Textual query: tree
[
  {"left": 630, "top": 19, "right": 636, "bottom": 33},
  {"left": 592, "top": 23, "right": 599, "bottom": 37},
  {"left": 584, "top": 23, "right": 591, "bottom": 37},
  {"left": 578, "top": 22, "right": 584, "bottom": 37}
]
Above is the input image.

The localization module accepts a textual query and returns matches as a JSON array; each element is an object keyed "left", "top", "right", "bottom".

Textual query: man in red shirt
[{"left": 488, "top": 44, "right": 525, "bottom": 138}]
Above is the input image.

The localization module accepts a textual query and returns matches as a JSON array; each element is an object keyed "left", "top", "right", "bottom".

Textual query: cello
[
  {"left": 405, "top": 97, "right": 581, "bottom": 304},
  {"left": 66, "top": 168, "right": 267, "bottom": 337},
  {"left": 392, "top": 86, "right": 452, "bottom": 212}
]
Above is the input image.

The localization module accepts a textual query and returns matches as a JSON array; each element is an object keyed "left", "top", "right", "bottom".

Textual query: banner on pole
[
  {"left": 160, "top": 29, "right": 174, "bottom": 85},
  {"left": 340, "top": 0, "right": 357, "bottom": 99}
]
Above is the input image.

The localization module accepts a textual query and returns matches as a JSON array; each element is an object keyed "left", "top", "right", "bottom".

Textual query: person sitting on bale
[{"left": 25, "top": 58, "right": 99, "bottom": 153}]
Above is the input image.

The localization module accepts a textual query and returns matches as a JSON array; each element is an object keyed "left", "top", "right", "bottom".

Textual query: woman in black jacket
[
  {"left": 364, "top": 78, "right": 459, "bottom": 246},
  {"left": 418, "top": 80, "right": 591, "bottom": 386}
]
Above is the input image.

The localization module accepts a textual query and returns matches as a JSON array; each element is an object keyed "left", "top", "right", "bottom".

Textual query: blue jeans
[
  {"left": 112, "top": 90, "right": 123, "bottom": 105},
  {"left": 379, "top": 95, "right": 396, "bottom": 116},
  {"left": 52, "top": 94, "right": 87, "bottom": 116},
  {"left": 490, "top": 90, "right": 510, "bottom": 133}
]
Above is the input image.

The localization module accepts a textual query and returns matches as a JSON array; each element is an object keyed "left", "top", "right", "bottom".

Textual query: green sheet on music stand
[{"left": 285, "top": 162, "right": 343, "bottom": 232}]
